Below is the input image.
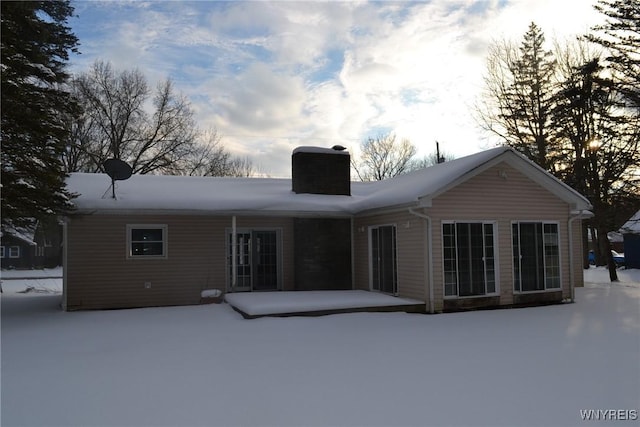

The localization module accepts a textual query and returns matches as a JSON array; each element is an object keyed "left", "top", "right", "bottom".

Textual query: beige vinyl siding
[
  {"left": 353, "top": 211, "right": 427, "bottom": 302},
  {"left": 65, "top": 215, "right": 294, "bottom": 310},
  {"left": 427, "top": 162, "right": 578, "bottom": 312}
]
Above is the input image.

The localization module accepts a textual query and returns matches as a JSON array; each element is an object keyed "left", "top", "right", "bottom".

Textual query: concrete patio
[{"left": 224, "top": 290, "right": 426, "bottom": 318}]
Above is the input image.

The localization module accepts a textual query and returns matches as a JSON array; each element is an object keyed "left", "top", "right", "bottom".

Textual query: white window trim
[
  {"left": 0, "top": 246, "right": 5, "bottom": 258},
  {"left": 9, "top": 246, "right": 20, "bottom": 258},
  {"left": 441, "top": 220, "right": 500, "bottom": 299},
  {"left": 126, "top": 224, "right": 168, "bottom": 260},
  {"left": 511, "top": 220, "right": 562, "bottom": 293}
]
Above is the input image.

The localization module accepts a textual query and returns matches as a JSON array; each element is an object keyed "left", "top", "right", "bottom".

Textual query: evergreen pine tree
[
  {"left": 587, "top": 0, "right": 640, "bottom": 110},
  {"left": 506, "top": 22, "right": 557, "bottom": 170},
  {"left": 1, "top": 1, "right": 79, "bottom": 233},
  {"left": 477, "top": 23, "right": 558, "bottom": 172}
]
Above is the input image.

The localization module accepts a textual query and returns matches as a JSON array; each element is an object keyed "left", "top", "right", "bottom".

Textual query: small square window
[
  {"left": 127, "top": 225, "right": 167, "bottom": 259},
  {"left": 9, "top": 246, "right": 20, "bottom": 258}
]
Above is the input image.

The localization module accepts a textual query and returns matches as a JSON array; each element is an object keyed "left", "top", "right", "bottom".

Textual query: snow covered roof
[
  {"left": 292, "top": 146, "right": 349, "bottom": 155},
  {"left": 620, "top": 210, "right": 640, "bottom": 235},
  {"left": 66, "top": 146, "right": 591, "bottom": 216},
  {"left": 1, "top": 223, "right": 37, "bottom": 246}
]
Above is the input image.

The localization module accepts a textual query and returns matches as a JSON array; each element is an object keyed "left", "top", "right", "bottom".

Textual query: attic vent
[{"left": 291, "top": 146, "right": 350, "bottom": 196}]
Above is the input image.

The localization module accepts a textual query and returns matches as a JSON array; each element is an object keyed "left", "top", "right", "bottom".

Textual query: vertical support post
[
  {"left": 568, "top": 211, "right": 587, "bottom": 302},
  {"left": 408, "top": 208, "right": 434, "bottom": 313},
  {"left": 62, "top": 219, "right": 68, "bottom": 310}
]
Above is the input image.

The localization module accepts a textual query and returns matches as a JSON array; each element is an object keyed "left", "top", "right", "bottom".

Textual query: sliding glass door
[
  {"left": 228, "top": 230, "right": 280, "bottom": 291},
  {"left": 371, "top": 225, "right": 397, "bottom": 295}
]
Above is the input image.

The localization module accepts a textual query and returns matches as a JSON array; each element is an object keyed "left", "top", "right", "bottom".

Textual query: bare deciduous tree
[
  {"left": 64, "top": 60, "right": 254, "bottom": 177},
  {"left": 352, "top": 133, "right": 417, "bottom": 181},
  {"left": 64, "top": 60, "right": 198, "bottom": 174},
  {"left": 170, "top": 129, "right": 255, "bottom": 177},
  {"left": 410, "top": 143, "right": 454, "bottom": 169}
]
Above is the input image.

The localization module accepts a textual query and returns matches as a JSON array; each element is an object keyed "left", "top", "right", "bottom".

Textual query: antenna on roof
[
  {"left": 436, "top": 141, "right": 445, "bottom": 164},
  {"left": 103, "top": 159, "right": 133, "bottom": 199}
]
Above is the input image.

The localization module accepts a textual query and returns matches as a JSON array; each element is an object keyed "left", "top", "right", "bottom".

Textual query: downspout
[
  {"left": 408, "top": 208, "right": 434, "bottom": 314},
  {"left": 568, "top": 210, "right": 593, "bottom": 302},
  {"left": 231, "top": 215, "right": 237, "bottom": 291},
  {"left": 62, "top": 218, "right": 69, "bottom": 311}
]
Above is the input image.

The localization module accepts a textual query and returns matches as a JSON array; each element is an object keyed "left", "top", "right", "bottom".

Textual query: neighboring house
[
  {"left": 1, "top": 226, "right": 36, "bottom": 269},
  {"left": 620, "top": 210, "right": 640, "bottom": 269},
  {"left": 1, "top": 220, "right": 63, "bottom": 270},
  {"left": 587, "top": 230, "right": 624, "bottom": 254},
  {"left": 63, "top": 146, "right": 592, "bottom": 312}
]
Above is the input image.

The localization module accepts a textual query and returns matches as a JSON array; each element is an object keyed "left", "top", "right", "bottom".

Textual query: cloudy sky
[{"left": 68, "top": 0, "right": 604, "bottom": 177}]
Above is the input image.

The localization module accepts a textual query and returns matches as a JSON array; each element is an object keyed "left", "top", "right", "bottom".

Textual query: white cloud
[{"left": 70, "top": 0, "right": 604, "bottom": 177}]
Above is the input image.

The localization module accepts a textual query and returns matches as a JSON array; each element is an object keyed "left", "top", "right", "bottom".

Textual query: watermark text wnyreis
[{"left": 580, "top": 409, "right": 638, "bottom": 422}]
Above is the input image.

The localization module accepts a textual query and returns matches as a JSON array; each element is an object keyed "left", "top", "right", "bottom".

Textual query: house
[
  {"left": 1, "top": 225, "right": 36, "bottom": 269},
  {"left": 1, "top": 219, "right": 63, "bottom": 270},
  {"left": 63, "top": 146, "right": 592, "bottom": 312},
  {"left": 620, "top": 209, "right": 640, "bottom": 269}
]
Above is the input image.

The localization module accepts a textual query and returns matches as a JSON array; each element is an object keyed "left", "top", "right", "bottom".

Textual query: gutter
[
  {"left": 568, "top": 209, "right": 594, "bottom": 302},
  {"left": 408, "top": 208, "right": 434, "bottom": 313}
]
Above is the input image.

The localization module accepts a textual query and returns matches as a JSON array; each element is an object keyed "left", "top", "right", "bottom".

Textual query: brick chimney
[{"left": 291, "top": 146, "right": 350, "bottom": 196}]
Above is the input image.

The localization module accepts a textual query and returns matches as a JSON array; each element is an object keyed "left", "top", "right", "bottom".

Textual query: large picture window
[
  {"left": 127, "top": 225, "right": 167, "bottom": 259},
  {"left": 443, "top": 222, "right": 496, "bottom": 297},
  {"left": 512, "top": 222, "right": 560, "bottom": 292}
]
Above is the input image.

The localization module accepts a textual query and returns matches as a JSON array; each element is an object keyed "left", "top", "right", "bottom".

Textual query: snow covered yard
[{"left": 1, "top": 269, "right": 639, "bottom": 427}]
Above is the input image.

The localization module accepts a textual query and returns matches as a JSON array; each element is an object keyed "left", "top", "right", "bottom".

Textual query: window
[
  {"left": 9, "top": 246, "right": 20, "bottom": 258},
  {"left": 0, "top": 247, "right": 5, "bottom": 258},
  {"left": 512, "top": 222, "right": 560, "bottom": 292},
  {"left": 127, "top": 225, "right": 167, "bottom": 259},
  {"left": 443, "top": 222, "right": 497, "bottom": 297}
]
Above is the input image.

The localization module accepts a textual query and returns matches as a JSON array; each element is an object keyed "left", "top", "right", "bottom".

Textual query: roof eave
[{"left": 67, "top": 207, "right": 354, "bottom": 218}]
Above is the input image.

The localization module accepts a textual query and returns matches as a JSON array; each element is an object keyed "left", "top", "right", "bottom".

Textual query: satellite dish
[
  {"left": 103, "top": 159, "right": 132, "bottom": 199},
  {"left": 104, "top": 159, "right": 133, "bottom": 181}
]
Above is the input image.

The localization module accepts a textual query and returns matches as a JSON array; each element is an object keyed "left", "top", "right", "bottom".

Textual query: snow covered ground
[
  {"left": 0, "top": 267, "right": 62, "bottom": 295},
  {"left": 1, "top": 268, "right": 639, "bottom": 426}
]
